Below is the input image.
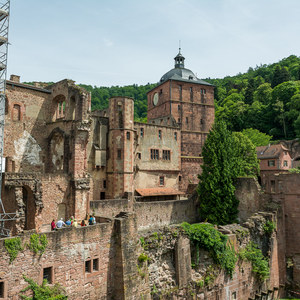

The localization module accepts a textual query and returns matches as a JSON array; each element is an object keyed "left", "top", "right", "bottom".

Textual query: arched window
[{"left": 12, "top": 104, "right": 21, "bottom": 121}]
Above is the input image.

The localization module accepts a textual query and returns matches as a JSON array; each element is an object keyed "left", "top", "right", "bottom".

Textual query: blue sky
[{"left": 7, "top": 0, "right": 300, "bottom": 87}]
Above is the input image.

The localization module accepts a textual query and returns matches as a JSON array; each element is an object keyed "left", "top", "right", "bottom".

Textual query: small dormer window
[{"left": 189, "top": 75, "right": 193, "bottom": 80}]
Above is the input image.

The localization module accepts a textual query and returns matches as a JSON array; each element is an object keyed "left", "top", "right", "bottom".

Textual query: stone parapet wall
[
  {"left": 135, "top": 198, "right": 199, "bottom": 231},
  {"left": 90, "top": 198, "right": 199, "bottom": 232}
]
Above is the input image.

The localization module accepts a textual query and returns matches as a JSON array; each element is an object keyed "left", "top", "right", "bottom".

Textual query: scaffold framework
[{"left": 0, "top": 0, "right": 15, "bottom": 237}]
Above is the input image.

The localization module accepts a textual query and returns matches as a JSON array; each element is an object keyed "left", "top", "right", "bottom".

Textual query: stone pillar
[
  {"left": 113, "top": 212, "right": 151, "bottom": 300},
  {"left": 15, "top": 186, "right": 25, "bottom": 233},
  {"left": 175, "top": 236, "right": 192, "bottom": 288},
  {"left": 72, "top": 177, "right": 90, "bottom": 221}
]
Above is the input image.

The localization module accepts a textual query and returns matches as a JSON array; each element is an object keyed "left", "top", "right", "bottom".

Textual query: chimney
[{"left": 10, "top": 74, "right": 20, "bottom": 83}]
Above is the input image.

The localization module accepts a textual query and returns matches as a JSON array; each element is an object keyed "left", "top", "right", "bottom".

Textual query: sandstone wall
[
  {"left": 90, "top": 197, "right": 199, "bottom": 232},
  {"left": 0, "top": 222, "right": 114, "bottom": 300}
]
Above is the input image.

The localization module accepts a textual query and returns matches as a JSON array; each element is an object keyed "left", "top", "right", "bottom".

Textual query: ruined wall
[
  {"left": 0, "top": 223, "right": 115, "bottom": 300},
  {"left": 235, "top": 177, "right": 263, "bottom": 223},
  {"left": 5, "top": 82, "right": 50, "bottom": 173},
  {"left": 139, "top": 212, "right": 280, "bottom": 300}
]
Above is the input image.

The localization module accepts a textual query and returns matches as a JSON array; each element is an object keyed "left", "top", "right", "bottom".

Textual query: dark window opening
[
  {"left": 150, "top": 149, "right": 159, "bottom": 160},
  {"left": 85, "top": 260, "right": 92, "bottom": 273},
  {"left": 117, "top": 149, "right": 122, "bottom": 159},
  {"left": 179, "top": 175, "right": 182, "bottom": 182},
  {"left": 178, "top": 104, "right": 181, "bottom": 111},
  {"left": 140, "top": 128, "right": 144, "bottom": 137},
  {"left": 159, "top": 89, "right": 163, "bottom": 95},
  {"left": 0, "top": 282, "right": 4, "bottom": 298},
  {"left": 126, "top": 132, "right": 130, "bottom": 140},
  {"left": 270, "top": 180, "right": 276, "bottom": 193},
  {"left": 137, "top": 152, "right": 141, "bottom": 159},
  {"left": 283, "top": 160, "right": 288, "bottom": 167},
  {"left": 159, "top": 176, "right": 164, "bottom": 186},
  {"left": 158, "top": 130, "right": 162, "bottom": 139},
  {"left": 93, "top": 258, "right": 99, "bottom": 271},
  {"left": 268, "top": 160, "right": 275, "bottom": 167},
  {"left": 178, "top": 118, "right": 181, "bottom": 123},
  {"left": 162, "top": 150, "right": 171, "bottom": 160},
  {"left": 190, "top": 87, "right": 193, "bottom": 101},
  {"left": 186, "top": 117, "right": 188, "bottom": 124},
  {"left": 43, "top": 267, "right": 53, "bottom": 283},
  {"left": 100, "top": 192, "right": 105, "bottom": 199},
  {"left": 174, "top": 132, "right": 177, "bottom": 141},
  {"left": 103, "top": 180, "right": 107, "bottom": 189}
]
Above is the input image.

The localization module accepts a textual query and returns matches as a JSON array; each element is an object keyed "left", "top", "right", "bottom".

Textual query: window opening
[
  {"left": 93, "top": 258, "right": 99, "bottom": 271},
  {"left": 268, "top": 160, "right": 275, "bottom": 167},
  {"left": 150, "top": 149, "right": 159, "bottom": 160},
  {"left": 174, "top": 132, "right": 177, "bottom": 141},
  {"left": 140, "top": 128, "right": 144, "bottom": 137},
  {"left": 117, "top": 149, "right": 122, "bottom": 159},
  {"left": 103, "top": 180, "right": 107, "bottom": 189},
  {"left": 159, "top": 176, "right": 164, "bottom": 186},
  {"left": 126, "top": 131, "right": 130, "bottom": 140},
  {"left": 43, "top": 267, "right": 53, "bottom": 284},
  {"left": 85, "top": 260, "right": 92, "bottom": 273},
  {"left": 162, "top": 150, "right": 171, "bottom": 160},
  {"left": 0, "top": 282, "right": 4, "bottom": 298},
  {"left": 158, "top": 130, "right": 162, "bottom": 139}
]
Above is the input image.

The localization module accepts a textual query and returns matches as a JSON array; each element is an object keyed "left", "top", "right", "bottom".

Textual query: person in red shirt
[{"left": 51, "top": 219, "right": 56, "bottom": 231}]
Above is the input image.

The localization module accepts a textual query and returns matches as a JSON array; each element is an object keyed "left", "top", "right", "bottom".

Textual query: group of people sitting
[{"left": 51, "top": 215, "right": 96, "bottom": 231}]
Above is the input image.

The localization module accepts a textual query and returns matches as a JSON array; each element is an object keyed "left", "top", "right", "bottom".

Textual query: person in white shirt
[{"left": 56, "top": 218, "right": 65, "bottom": 229}]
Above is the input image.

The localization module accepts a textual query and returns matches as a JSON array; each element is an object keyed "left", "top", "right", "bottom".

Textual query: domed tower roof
[{"left": 160, "top": 49, "right": 212, "bottom": 86}]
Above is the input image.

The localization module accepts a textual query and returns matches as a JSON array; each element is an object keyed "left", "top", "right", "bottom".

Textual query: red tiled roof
[
  {"left": 135, "top": 188, "right": 185, "bottom": 197},
  {"left": 256, "top": 144, "right": 289, "bottom": 159}
]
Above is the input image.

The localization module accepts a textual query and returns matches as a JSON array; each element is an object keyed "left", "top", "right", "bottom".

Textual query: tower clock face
[{"left": 153, "top": 93, "right": 159, "bottom": 106}]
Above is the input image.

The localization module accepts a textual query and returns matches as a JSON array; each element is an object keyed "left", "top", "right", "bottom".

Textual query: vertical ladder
[{"left": 0, "top": 0, "right": 13, "bottom": 237}]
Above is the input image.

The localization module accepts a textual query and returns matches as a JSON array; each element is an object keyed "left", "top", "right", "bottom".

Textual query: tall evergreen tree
[
  {"left": 198, "top": 121, "right": 239, "bottom": 225},
  {"left": 197, "top": 121, "right": 259, "bottom": 225}
]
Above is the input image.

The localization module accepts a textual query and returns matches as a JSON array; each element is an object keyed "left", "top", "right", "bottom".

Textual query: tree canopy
[{"left": 197, "top": 121, "right": 259, "bottom": 225}]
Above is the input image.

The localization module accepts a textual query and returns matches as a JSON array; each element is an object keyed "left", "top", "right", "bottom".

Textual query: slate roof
[
  {"left": 160, "top": 67, "right": 212, "bottom": 86},
  {"left": 256, "top": 144, "right": 289, "bottom": 159}
]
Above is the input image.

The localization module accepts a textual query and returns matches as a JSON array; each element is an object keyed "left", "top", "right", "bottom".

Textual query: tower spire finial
[{"left": 179, "top": 40, "right": 181, "bottom": 53}]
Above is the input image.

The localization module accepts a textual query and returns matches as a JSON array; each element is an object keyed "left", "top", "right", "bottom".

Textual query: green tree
[
  {"left": 198, "top": 121, "right": 259, "bottom": 225},
  {"left": 232, "top": 132, "right": 260, "bottom": 177},
  {"left": 241, "top": 128, "right": 272, "bottom": 147}
]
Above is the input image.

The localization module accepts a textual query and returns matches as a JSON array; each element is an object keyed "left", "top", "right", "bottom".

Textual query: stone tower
[
  {"left": 147, "top": 50, "right": 215, "bottom": 191},
  {"left": 106, "top": 97, "right": 135, "bottom": 199}
]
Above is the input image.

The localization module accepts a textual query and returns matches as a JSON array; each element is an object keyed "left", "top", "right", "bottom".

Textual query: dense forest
[{"left": 78, "top": 55, "right": 300, "bottom": 140}]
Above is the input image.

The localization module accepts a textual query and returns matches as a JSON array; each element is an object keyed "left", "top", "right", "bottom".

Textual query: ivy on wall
[
  {"left": 181, "top": 222, "right": 237, "bottom": 277},
  {"left": 4, "top": 237, "right": 24, "bottom": 263}
]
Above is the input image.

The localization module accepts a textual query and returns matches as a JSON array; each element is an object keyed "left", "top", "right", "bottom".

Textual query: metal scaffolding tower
[{"left": 0, "top": 0, "right": 14, "bottom": 237}]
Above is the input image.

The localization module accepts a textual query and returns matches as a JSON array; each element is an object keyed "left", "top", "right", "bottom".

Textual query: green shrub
[
  {"left": 181, "top": 222, "right": 237, "bottom": 277},
  {"left": 263, "top": 220, "right": 276, "bottom": 235},
  {"left": 239, "top": 242, "right": 270, "bottom": 281},
  {"left": 138, "top": 253, "right": 149, "bottom": 263},
  {"left": 4, "top": 237, "right": 24, "bottom": 263},
  {"left": 20, "top": 275, "right": 67, "bottom": 299}
]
